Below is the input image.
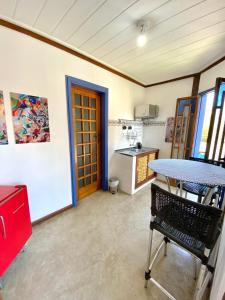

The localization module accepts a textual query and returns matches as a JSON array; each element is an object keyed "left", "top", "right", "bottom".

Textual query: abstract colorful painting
[
  {"left": 10, "top": 93, "right": 50, "bottom": 144},
  {"left": 0, "top": 91, "right": 8, "bottom": 145}
]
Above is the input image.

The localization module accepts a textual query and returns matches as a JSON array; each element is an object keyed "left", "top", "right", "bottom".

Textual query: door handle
[{"left": 0, "top": 216, "right": 6, "bottom": 239}]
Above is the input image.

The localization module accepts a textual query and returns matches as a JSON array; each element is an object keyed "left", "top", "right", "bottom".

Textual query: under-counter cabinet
[
  {"left": 114, "top": 147, "right": 159, "bottom": 194},
  {"left": 135, "top": 151, "right": 158, "bottom": 189},
  {"left": 0, "top": 185, "right": 32, "bottom": 288}
]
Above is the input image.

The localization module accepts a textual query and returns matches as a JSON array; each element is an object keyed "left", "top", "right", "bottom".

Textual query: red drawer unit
[{"left": 0, "top": 185, "right": 32, "bottom": 277}]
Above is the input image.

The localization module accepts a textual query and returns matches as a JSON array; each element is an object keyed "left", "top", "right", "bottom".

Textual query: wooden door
[
  {"left": 171, "top": 96, "right": 199, "bottom": 159},
  {"left": 72, "top": 86, "right": 101, "bottom": 199}
]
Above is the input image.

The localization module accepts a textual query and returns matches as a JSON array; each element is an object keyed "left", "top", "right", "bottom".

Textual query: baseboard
[{"left": 32, "top": 204, "right": 73, "bottom": 226}]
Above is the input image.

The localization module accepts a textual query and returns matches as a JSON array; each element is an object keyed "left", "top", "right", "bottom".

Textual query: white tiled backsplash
[{"left": 108, "top": 119, "right": 143, "bottom": 178}]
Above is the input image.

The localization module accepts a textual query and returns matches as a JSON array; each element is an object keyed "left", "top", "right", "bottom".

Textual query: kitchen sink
[
  {"left": 115, "top": 146, "right": 158, "bottom": 157},
  {"left": 130, "top": 147, "right": 147, "bottom": 153}
]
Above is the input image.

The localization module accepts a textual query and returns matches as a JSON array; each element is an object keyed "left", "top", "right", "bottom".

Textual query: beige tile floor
[{"left": 1, "top": 182, "right": 210, "bottom": 300}]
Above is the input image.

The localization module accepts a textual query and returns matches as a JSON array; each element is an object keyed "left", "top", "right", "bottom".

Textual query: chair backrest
[
  {"left": 190, "top": 157, "right": 225, "bottom": 209},
  {"left": 189, "top": 156, "right": 225, "bottom": 168},
  {"left": 151, "top": 183, "right": 222, "bottom": 249}
]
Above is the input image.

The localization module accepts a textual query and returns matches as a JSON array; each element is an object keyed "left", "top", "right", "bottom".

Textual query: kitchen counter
[
  {"left": 114, "top": 147, "right": 159, "bottom": 194},
  {"left": 115, "top": 147, "right": 158, "bottom": 157}
]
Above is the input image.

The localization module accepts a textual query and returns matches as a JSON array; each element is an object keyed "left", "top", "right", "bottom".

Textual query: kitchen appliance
[
  {"left": 135, "top": 104, "right": 159, "bottom": 119},
  {"left": 136, "top": 142, "right": 142, "bottom": 149}
]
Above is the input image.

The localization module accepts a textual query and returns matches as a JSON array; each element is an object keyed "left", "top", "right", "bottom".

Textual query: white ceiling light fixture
[{"left": 137, "top": 20, "right": 150, "bottom": 48}]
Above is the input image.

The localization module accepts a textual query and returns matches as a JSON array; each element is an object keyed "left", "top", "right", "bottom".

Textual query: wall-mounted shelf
[
  {"left": 108, "top": 119, "right": 143, "bottom": 126},
  {"left": 143, "top": 120, "right": 166, "bottom": 126}
]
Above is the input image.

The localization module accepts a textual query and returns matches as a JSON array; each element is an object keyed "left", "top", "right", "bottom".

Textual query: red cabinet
[{"left": 0, "top": 185, "right": 32, "bottom": 277}]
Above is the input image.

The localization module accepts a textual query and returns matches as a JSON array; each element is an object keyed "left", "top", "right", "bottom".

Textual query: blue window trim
[{"left": 65, "top": 76, "right": 108, "bottom": 207}]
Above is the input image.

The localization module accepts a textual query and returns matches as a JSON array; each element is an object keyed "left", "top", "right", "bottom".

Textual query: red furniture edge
[{"left": 0, "top": 185, "right": 32, "bottom": 277}]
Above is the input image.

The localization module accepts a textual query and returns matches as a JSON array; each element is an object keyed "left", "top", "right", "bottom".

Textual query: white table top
[{"left": 149, "top": 159, "right": 225, "bottom": 186}]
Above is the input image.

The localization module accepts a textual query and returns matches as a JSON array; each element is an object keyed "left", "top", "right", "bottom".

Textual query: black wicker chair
[
  {"left": 145, "top": 183, "right": 222, "bottom": 300},
  {"left": 177, "top": 157, "right": 225, "bottom": 207}
]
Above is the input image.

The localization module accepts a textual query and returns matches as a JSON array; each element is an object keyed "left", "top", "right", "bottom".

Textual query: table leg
[
  {"left": 166, "top": 177, "right": 171, "bottom": 193},
  {"left": 180, "top": 181, "right": 183, "bottom": 197}
]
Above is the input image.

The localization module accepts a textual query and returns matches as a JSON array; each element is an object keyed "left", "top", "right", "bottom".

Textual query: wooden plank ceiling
[{"left": 0, "top": 0, "right": 225, "bottom": 85}]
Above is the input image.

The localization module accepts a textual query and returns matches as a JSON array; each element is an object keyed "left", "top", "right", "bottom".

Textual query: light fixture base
[{"left": 136, "top": 20, "right": 150, "bottom": 32}]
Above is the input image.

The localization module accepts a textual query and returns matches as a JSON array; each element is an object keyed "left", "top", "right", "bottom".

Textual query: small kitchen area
[{"left": 110, "top": 103, "right": 161, "bottom": 195}]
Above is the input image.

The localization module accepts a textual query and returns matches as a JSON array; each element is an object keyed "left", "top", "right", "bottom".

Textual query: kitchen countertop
[{"left": 115, "top": 147, "right": 159, "bottom": 157}]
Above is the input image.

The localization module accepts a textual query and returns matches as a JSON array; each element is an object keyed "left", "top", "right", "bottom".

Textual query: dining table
[{"left": 148, "top": 158, "right": 225, "bottom": 207}]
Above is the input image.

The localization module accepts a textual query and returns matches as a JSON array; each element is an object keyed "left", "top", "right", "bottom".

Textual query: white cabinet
[{"left": 114, "top": 148, "right": 159, "bottom": 195}]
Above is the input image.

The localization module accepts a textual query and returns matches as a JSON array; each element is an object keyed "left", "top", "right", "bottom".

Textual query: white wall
[
  {"left": 199, "top": 60, "right": 225, "bottom": 92},
  {"left": 143, "top": 78, "right": 193, "bottom": 158},
  {"left": 109, "top": 121, "right": 143, "bottom": 178},
  {"left": 0, "top": 26, "right": 145, "bottom": 221},
  {"left": 198, "top": 59, "right": 225, "bottom": 300}
]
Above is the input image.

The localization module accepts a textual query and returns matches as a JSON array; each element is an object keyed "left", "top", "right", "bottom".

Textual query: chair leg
[
  {"left": 197, "top": 195, "right": 202, "bottom": 203},
  {"left": 194, "top": 264, "right": 207, "bottom": 300},
  {"left": 145, "top": 228, "right": 153, "bottom": 288},
  {"left": 214, "top": 193, "right": 219, "bottom": 207},
  {"left": 193, "top": 257, "right": 199, "bottom": 280},
  {"left": 184, "top": 191, "right": 188, "bottom": 199},
  {"left": 164, "top": 241, "right": 168, "bottom": 257},
  {"left": 164, "top": 236, "right": 170, "bottom": 257}
]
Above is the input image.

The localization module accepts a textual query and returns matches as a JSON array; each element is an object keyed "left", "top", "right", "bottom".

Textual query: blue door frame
[{"left": 65, "top": 76, "right": 108, "bottom": 207}]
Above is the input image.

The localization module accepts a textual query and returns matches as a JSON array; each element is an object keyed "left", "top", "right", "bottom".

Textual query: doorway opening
[{"left": 66, "top": 76, "right": 108, "bottom": 206}]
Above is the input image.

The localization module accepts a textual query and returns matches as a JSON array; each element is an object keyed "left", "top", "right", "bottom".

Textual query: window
[
  {"left": 193, "top": 78, "right": 225, "bottom": 160},
  {"left": 193, "top": 90, "right": 214, "bottom": 158},
  {"left": 207, "top": 81, "right": 225, "bottom": 160}
]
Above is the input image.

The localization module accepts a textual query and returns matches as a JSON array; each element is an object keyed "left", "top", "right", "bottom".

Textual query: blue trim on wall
[
  {"left": 100, "top": 89, "right": 108, "bottom": 190},
  {"left": 65, "top": 76, "right": 108, "bottom": 206}
]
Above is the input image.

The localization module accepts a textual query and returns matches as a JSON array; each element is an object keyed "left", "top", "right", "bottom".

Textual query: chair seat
[
  {"left": 179, "top": 182, "right": 208, "bottom": 196},
  {"left": 152, "top": 216, "right": 207, "bottom": 262}
]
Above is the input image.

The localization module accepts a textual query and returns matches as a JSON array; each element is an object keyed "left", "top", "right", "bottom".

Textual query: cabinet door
[
  {"left": 147, "top": 152, "right": 158, "bottom": 179},
  {"left": 136, "top": 154, "right": 148, "bottom": 189},
  {"left": 135, "top": 151, "right": 158, "bottom": 189},
  {"left": 0, "top": 187, "right": 32, "bottom": 276}
]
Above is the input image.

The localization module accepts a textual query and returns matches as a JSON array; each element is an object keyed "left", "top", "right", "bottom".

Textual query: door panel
[
  {"left": 171, "top": 96, "right": 199, "bottom": 159},
  {"left": 72, "top": 86, "right": 101, "bottom": 200}
]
